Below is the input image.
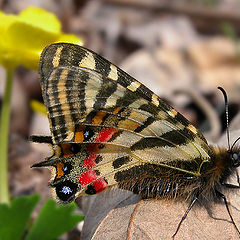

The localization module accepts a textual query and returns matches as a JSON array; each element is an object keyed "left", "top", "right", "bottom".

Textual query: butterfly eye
[
  {"left": 231, "top": 152, "right": 240, "bottom": 167},
  {"left": 83, "top": 127, "right": 94, "bottom": 141},
  {"left": 55, "top": 180, "right": 78, "bottom": 202},
  {"left": 232, "top": 153, "right": 239, "bottom": 161},
  {"left": 70, "top": 144, "right": 81, "bottom": 154}
]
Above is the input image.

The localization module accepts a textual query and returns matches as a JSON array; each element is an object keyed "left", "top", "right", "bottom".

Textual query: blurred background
[{"left": 1, "top": 0, "right": 240, "bottom": 239}]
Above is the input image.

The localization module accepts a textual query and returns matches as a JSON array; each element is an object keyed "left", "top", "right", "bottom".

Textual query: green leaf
[
  {"left": 25, "top": 199, "right": 84, "bottom": 240},
  {"left": 0, "top": 194, "right": 40, "bottom": 240}
]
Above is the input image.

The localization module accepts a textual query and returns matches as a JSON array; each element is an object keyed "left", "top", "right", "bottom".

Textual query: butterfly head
[
  {"left": 218, "top": 87, "right": 240, "bottom": 169},
  {"left": 231, "top": 152, "right": 240, "bottom": 167},
  {"left": 229, "top": 136, "right": 240, "bottom": 168}
]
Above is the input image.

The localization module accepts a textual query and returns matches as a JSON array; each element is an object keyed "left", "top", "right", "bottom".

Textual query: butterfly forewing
[{"left": 35, "top": 43, "right": 213, "bottom": 203}]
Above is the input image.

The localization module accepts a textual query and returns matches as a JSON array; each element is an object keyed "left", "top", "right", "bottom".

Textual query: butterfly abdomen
[
  {"left": 115, "top": 147, "right": 235, "bottom": 202},
  {"left": 115, "top": 163, "right": 200, "bottom": 200}
]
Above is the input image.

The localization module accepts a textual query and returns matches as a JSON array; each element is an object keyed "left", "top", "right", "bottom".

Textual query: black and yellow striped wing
[{"left": 32, "top": 43, "right": 213, "bottom": 203}]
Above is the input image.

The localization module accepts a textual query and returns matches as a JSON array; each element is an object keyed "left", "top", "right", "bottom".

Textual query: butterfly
[{"left": 31, "top": 42, "right": 240, "bottom": 238}]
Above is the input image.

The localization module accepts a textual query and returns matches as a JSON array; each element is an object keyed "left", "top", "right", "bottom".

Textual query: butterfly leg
[
  {"left": 215, "top": 190, "right": 240, "bottom": 237},
  {"left": 222, "top": 183, "right": 240, "bottom": 188},
  {"left": 237, "top": 170, "right": 240, "bottom": 186},
  {"left": 172, "top": 196, "right": 198, "bottom": 239},
  {"left": 221, "top": 170, "right": 240, "bottom": 188}
]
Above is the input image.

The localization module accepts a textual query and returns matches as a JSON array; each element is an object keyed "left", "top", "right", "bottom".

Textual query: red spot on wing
[
  {"left": 94, "top": 128, "right": 118, "bottom": 142},
  {"left": 92, "top": 178, "right": 108, "bottom": 193},
  {"left": 87, "top": 127, "right": 118, "bottom": 153},
  {"left": 80, "top": 128, "right": 118, "bottom": 192},
  {"left": 87, "top": 144, "right": 99, "bottom": 153},
  {"left": 79, "top": 169, "right": 108, "bottom": 193},
  {"left": 79, "top": 169, "right": 98, "bottom": 185},
  {"left": 83, "top": 154, "right": 98, "bottom": 168}
]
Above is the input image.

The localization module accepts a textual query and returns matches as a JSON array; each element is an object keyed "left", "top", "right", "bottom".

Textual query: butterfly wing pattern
[{"left": 32, "top": 43, "right": 214, "bottom": 203}]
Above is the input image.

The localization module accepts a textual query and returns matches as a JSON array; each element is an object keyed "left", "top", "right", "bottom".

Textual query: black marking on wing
[
  {"left": 95, "top": 155, "right": 103, "bottom": 164},
  {"left": 55, "top": 180, "right": 78, "bottom": 202},
  {"left": 65, "top": 70, "right": 78, "bottom": 124},
  {"left": 93, "top": 79, "right": 118, "bottom": 109},
  {"left": 95, "top": 55, "right": 111, "bottom": 76},
  {"left": 130, "top": 129, "right": 194, "bottom": 150},
  {"left": 85, "top": 185, "right": 96, "bottom": 195},
  {"left": 160, "top": 129, "right": 195, "bottom": 145},
  {"left": 77, "top": 71, "right": 88, "bottom": 114},
  {"left": 47, "top": 69, "right": 67, "bottom": 140},
  {"left": 131, "top": 137, "right": 175, "bottom": 150},
  {"left": 113, "top": 156, "right": 130, "bottom": 169},
  {"left": 30, "top": 135, "right": 53, "bottom": 144},
  {"left": 134, "top": 116, "right": 155, "bottom": 133},
  {"left": 139, "top": 104, "right": 162, "bottom": 116},
  {"left": 169, "top": 113, "right": 189, "bottom": 127},
  {"left": 84, "top": 111, "right": 98, "bottom": 125},
  {"left": 115, "top": 91, "right": 140, "bottom": 108}
]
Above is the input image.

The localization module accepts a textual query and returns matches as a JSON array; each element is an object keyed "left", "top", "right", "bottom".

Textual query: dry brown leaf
[
  {"left": 91, "top": 191, "right": 240, "bottom": 240},
  {"left": 80, "top": 189, "right": 140, "bottom": 240},
  {"left": 82, "top": 120, "right": 240, "bottom": 240}
]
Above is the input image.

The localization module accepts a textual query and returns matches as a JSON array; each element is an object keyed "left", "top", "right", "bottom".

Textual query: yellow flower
[{"left": 0, "top": 7, "right": 82, "bottom": 70}]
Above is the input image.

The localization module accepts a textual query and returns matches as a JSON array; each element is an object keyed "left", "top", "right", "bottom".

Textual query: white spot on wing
[
  {"left": 108, "top": 64, "right": 118, "bottom": 81},
  {"left": 105, "top": 84, "right": 126, "bottom": 108},
  {"left": 151, "top": 94, "right": 159, "bottom": 106},
  {"left": 167, "top": 109, "right": 178, "bottom": 118},
  {"left": 79, "top": 52, "right": 96, "bottom": 70},
  {"left": 127, "top": 81, "right": 141, "bottom": 92},
  {"left": 52, "top": 46, "right": 64, "bottom": 67},
  {"left": 187, "top": 124, "right": 198, "bottom": 135}
]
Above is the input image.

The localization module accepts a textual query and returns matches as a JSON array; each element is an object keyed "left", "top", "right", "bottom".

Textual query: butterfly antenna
[
  {"left": 217, "top": 87, "right": 230, "bottom": 152},
  {"left": 230, "top": 136, "right": 240, "bottom": 152}
]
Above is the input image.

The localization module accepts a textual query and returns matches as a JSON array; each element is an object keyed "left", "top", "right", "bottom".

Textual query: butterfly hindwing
[{"left": 34, "top": 43, "right": 213, "bottom": 203}]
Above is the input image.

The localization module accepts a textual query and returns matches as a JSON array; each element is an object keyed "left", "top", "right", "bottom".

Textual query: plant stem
[{"left": 0, "top": 70, "right": 13, "bottom": 204}]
